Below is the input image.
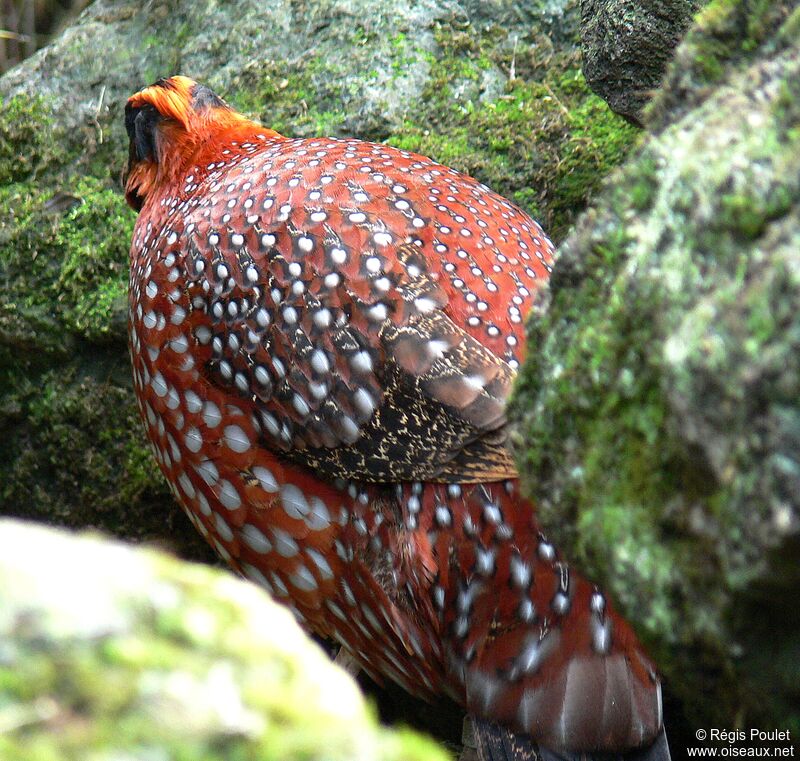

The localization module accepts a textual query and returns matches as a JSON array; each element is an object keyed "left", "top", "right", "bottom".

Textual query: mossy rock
[
  {"left": 0, "top": 518, "right": 448, "bottom": 761},
  {"left": 0, "top": 0, "right": 636, "bottom": 552},
  {"left": 511, "top": 0, "right": 800, "bottom": 734},
  {"left": 580, "top": 0, "right": 706, "bottom": 124}
]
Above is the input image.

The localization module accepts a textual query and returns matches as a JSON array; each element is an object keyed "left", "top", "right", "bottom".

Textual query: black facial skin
[
  {"left": 124, "top": 102, "right": 161, "bottom": 163},
  {"left": 123, "top": 102, "right": 161, "bottom": 211},
  {"left": 123, "top": 79, "right": 229, "bottom": 211}
]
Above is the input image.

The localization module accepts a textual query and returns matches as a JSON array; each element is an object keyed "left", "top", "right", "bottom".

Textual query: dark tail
[{"left": 471, "top": 717, "right": 671, "bottom": 761}]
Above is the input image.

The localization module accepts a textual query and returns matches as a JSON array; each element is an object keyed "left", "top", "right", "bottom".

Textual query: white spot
[
  {"left": 552, "top": 591, "right": 570, "bottom": 615},
  {"left": 241, "top": 523, "right": 272, "bottom": 554},
  {"left": 252, "top": 465, "right": 279, "bottom": 492},
  {"left": 538, "top": 541, "right": 556, "bottom": 562},
  {"left": 224, "top": 424, "right": 250, "bottom": 453},
  {"left": 242, "top": 563, "right": 273, "bottom": 594},
  {"left": 184, "top": 390, "right": 202, "bottom": 414},
  {"left": 338, "top": 415, "right": 360, "bottom": 443},
  {"left": 313, "top": 308, "right": 332, "bottom": 329},
  {"left": 214, "top": 513, "right": 234, "bottom": 542},
  {"left": 427, "top": 339, "right": 449, "bottom": 359},
  {"left": 350, "top": 351, "right": 373, "bottom": 373},
  {"left": 197, "top": 491, "right": 211, "bottom": 516},
  {"left": 281, "top": 483, "right": 310, "bottom": 520},
  {"left": 170, "top": 335, "right": 189, "bottom": 353},
  {"left": 298, "top": 237, "right": 313, "bottom": 253},
  {"left": 475, "top": 547, "right": 495, "bottom": 576},
  {"left": 303, "top": 498, "right": 330, "bottom": 532},
  {"left": 271, "top": 527, "right": 299, "bottom": 557},
  {"left": 203, "top": 401, "right": 222, "bottom": 428},
  {"left": 166, "top": 386, "right": 180, "bottom": 410},
  {"left": 591, "top": 616, "right": 612, "bottom": 654},
  {"left": 353, "top": 389, "right": 375, "bottom": 418},
  {"left": 366, "top": 303, "right": 388, "bottom": 322},
  {"left": 311, "top": 350, "right": 330, "bottom": 374},
  {"left": 483, "top": 503, "right": 501, "bottom": 525},
  {"left": 306, "top": 547, "right": 333, "bottom": 579},
  {"left": 510, "top": 555, "right": 531, "bottom": 588},
  {"left": 218, "top": 479, "right": 242, "bottom": 510},
  {"left": 177, "top": 472, "right": 195, "bottom": 498},
  {"left": 290, "top": 565, "right": 318, "bottom": 592},
  {"left": 292, "top": 394, "right": 311, "bottom": 417},
  {"left": 151, "top": 372, "right": 168, "bottom": 397},
  {"left": 184, "top": 427, "right": 203, "bottom": 453},
  {"left": 414, "top": 297, "right": 437, "bottom": 314}
]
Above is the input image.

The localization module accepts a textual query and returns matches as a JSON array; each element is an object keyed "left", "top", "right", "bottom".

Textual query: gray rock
[
  {"left": 581, "top": 0, "right": 704, "bottom": 124},
  {"left": 511, "top": 0, "right": 800, "bottom": 734}
]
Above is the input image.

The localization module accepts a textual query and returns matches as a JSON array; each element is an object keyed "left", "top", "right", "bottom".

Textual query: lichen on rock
[
  {"left": 510, "top": 0, "right": 800, "bottom": 733},
  {"left": 0, "top": 519, "right": 447, "bottom": 761}
]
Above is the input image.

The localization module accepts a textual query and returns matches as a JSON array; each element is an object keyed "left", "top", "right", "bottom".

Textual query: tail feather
[{"left": 472, "top": 717, "right": 671, "bottom": 761}]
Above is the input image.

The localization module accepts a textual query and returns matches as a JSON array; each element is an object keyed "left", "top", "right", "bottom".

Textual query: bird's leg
[
  {"left": 460, "top": 716, "right": 481, "bottom": 761},
  {"left": 333, "top": 645, "right": 362, "bottom": 678}
]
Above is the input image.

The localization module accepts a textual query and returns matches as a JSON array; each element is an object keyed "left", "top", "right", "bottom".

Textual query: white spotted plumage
[{"left": 125, "top": 76, "right": 664, "bottom": 756}]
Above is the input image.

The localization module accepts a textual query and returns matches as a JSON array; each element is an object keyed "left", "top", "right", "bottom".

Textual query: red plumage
[{"left": 125, "top": 76, "right": 664, "bottom": 756}]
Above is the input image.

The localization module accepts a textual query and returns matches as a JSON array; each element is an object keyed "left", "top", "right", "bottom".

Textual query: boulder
[
  {"left": 511, "top": 0, "right": 800, "bottom": 734},
  {"left": 0, "top": 518, "right": 447, "bottom": 761},
  {"left": 580, "top": 0, "right": 704, "bottom": 124}
]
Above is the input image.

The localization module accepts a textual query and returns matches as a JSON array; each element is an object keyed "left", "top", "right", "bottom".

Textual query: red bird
[{"left": 124, "top": 76, "right": 669, "bottom": 761}]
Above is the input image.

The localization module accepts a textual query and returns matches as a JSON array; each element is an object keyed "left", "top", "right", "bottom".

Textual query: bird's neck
[
  {"left": 133, "top": 110, "right": 282, "bottom": 212},
  {"left": 159, "top": 109, "right": 281, "bottom": 185}
]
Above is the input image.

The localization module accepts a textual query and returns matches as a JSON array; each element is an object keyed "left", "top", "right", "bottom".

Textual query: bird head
[{"left": 123, "top": 76, "right": 272, "bottom": 211}]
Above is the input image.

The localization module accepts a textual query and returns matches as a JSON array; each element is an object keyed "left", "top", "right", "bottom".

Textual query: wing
[{"left": 167, "top": 136, "right": 553, "bottom": 483}]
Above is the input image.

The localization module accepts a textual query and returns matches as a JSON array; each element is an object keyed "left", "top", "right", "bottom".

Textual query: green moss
[
  {"left": 0, "top": 177, "right": 132, "bottom": 348},
  {"left": 649, "top": 0, "right": 797, "bottom": 128},
  {"left": 384, "top": 25, "right": 639, "bottom": 240},
  {"left": 222, "top": 20, "right": 637, "bottom": 242},
  {"left": 0, "top": 95, "right": 59, "bottom": 185},
  {"left": 55, "top": 180, "right": 133, "bottom": 341},
  {"left": 225, "top": 57, "right": 351, "bottom": 138},
  {"left": 1, "top": 368, "right": 163, "bottom": 519},
  {"left": 511, "top": 7, "right": 800, "bottom": 732}
]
